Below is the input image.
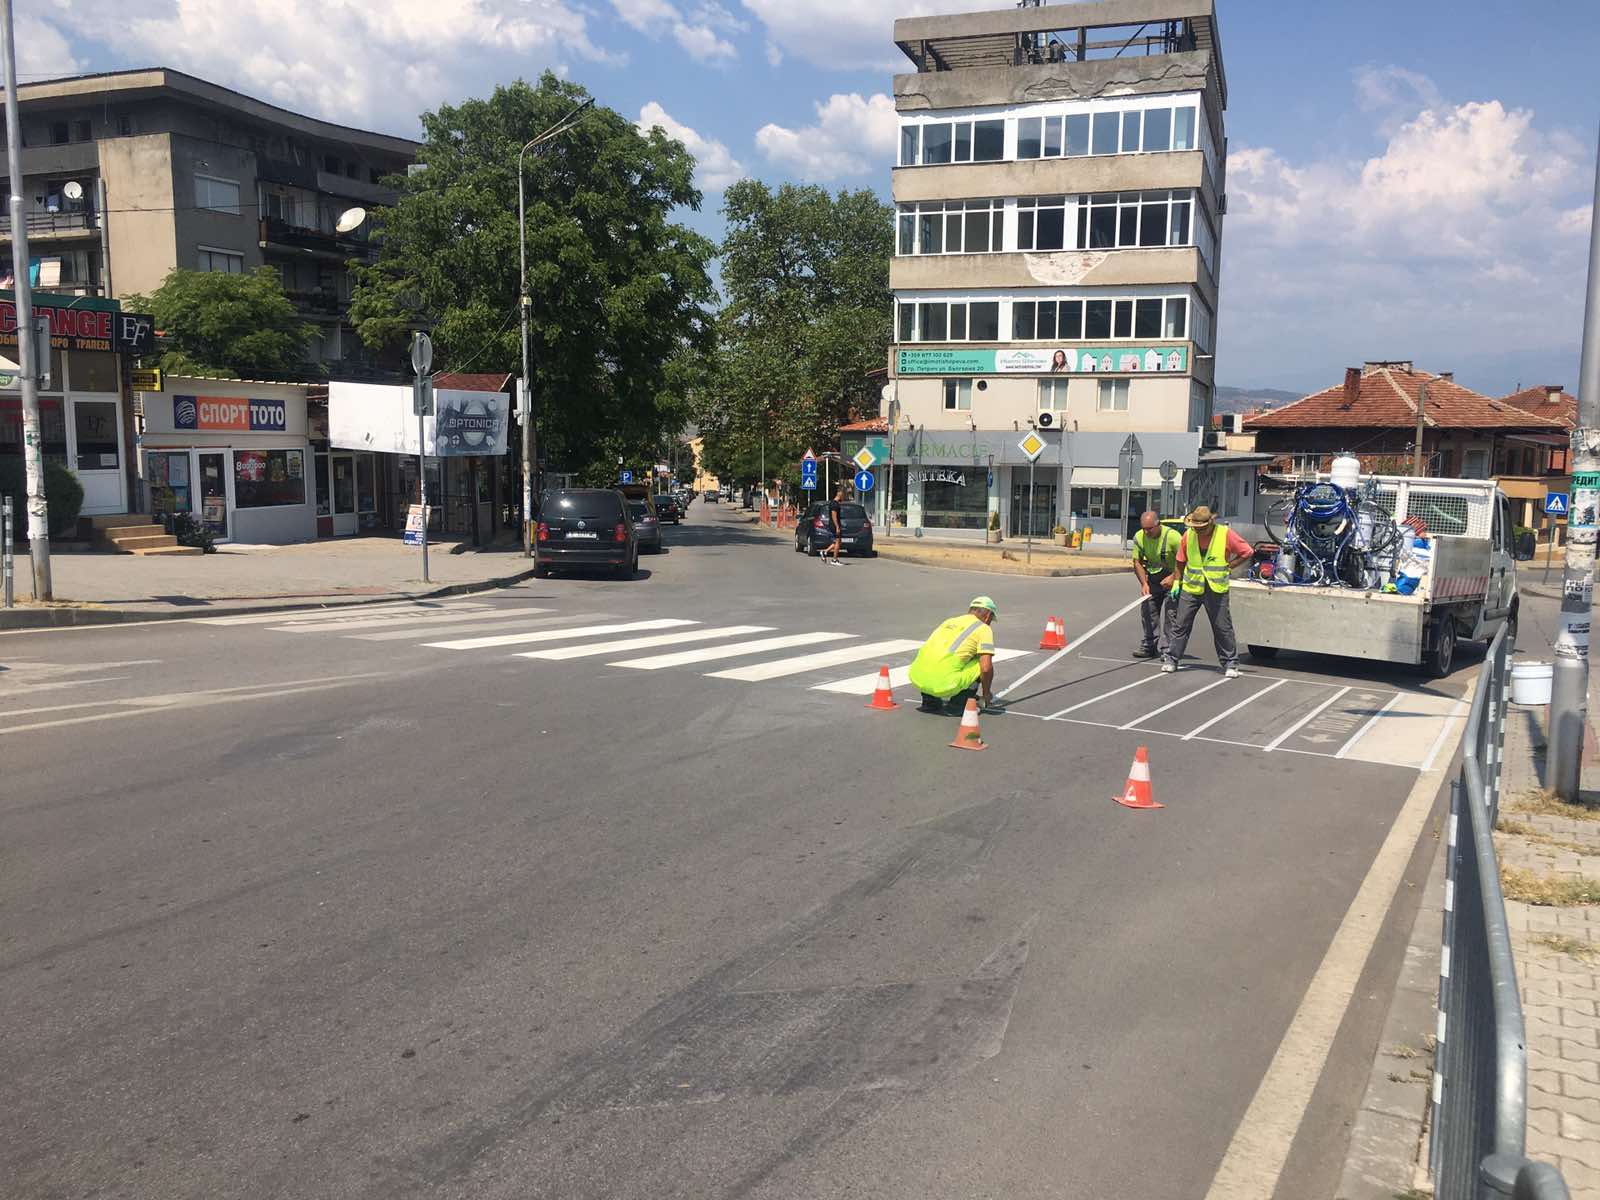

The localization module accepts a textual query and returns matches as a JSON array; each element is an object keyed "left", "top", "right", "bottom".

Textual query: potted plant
[
  {"left": 986, "top": 510, "right": 1002, "bottom": 544},
  {"left": 1052, "top": 523, "right": 1069, "bottom": 547}
]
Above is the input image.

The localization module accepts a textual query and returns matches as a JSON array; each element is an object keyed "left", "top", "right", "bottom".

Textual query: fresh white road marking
[
  {"left": 204, "top": 601, "right": 470, "bottom": 625},
  {"left": 709, "top": 639, "right": 923, "bottom": 682},
  {"left": 813, "top": 648, "right": 1032, "bottom": 695},
  {"left": 1419, "top": 697, "right": 1471, "bottom": 772},
  {"left": 426, "top": 619, "right": 694, "bottom": 651},
  {"left": 998, "top": 595, "right": 1146, "bottom": 699},
  {"left": 353, "top": 613, "right": 589, "bottom": 641},
  {"left": 518, "top": 626, "right": 773, "bottom": 661},
  {"left": 1046, "top": 670, "right": 1164, "bottom": 719},
  {"left": 1263, "top": 686, "right": 1352, "bottom": 752},
  {"left": 617, "top": 632, "right": 853, "bottom": 670},
  {"left": 1182, "top": 679, "right": 1288, "bottom": 740},
  {"left": 0, "top": 675, "right": 132, "bottom": 696},
  {"left": 1335, "top": 691, "right": 1405, "bottom": 759},
  {"left": 270, "top": 606, "right": 521, "bottom": 633},
  {"left": 1118, "top": 676, "right": 1231, "bottom": 730}
]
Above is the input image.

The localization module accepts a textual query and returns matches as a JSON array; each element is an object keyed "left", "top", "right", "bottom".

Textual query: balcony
[
  {"left": 286, "top": 287, "right": 345, "bottom": 315},
  {"left": 0, "top": 210, "right": 101, "bottom": 240},
  {"left": 259, "top": 217, "right": 375, "bottom": 263}
]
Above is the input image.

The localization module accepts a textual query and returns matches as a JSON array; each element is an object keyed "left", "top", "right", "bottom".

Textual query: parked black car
[
  {"left": 795, "top": 501, "right": 875, "bottom": 556},
  {"left": 653, "top": 493, "right": 682, "bottom": 524},
  {"left": 534, "top": 489, "right": 637, "bottom": 579}
]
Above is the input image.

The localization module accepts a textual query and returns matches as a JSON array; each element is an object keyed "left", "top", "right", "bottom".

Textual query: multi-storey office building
[{"left": 874, "top": 0, "right": 1227, "bottom": 541}]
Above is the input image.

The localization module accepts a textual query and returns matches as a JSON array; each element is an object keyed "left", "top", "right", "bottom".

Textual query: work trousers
[
  {"left": 1139, "top": 589, "right": 1177, "bottom": 656},
  {"left": 1164, "top": 588, "right": 1238, "bottom": 669}
]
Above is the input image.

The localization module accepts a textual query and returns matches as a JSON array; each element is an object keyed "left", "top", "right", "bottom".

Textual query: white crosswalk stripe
[
  {"left": 518, "top": 626, "right": 773, "bottom": 661},
  {"left": 709, "top": 639, "right": 924, "bottom": 682},
  {"left": 353, "top": 613, "right": 591, "bottom": 641},
  {"left": 203, "top": 601, "right": 480, "bottom": 625},
  {"left": 612, "top": 632, "right": 855, "bottom": 670},
  {"left": 813, "top": 647, "right": 1031, "bottom": 695},
  {"left": 271, "top": 605, "right": 532, "bottom": 633},
  {"left": 426, "top": 619, "right": 695, "bottom": 651}
]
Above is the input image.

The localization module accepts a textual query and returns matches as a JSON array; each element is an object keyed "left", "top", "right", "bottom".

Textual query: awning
[{"left": 1502, "top": 433, "right": 1568, "bottom": 447}]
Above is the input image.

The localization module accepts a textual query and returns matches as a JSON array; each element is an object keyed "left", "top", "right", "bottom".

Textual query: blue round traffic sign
[{"left": 854, "top": 469, "right": 874, "bottom": 492}]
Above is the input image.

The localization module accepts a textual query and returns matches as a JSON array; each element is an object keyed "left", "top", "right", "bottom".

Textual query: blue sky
[{"left": 21, "top": 0, "right": 1600, "bottom": 397}]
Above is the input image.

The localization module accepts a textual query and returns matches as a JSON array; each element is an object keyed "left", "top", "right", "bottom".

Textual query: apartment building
[
  {"left": 880, "top": 0, "right": 1225, "bottom": 541},
  {"left": 0, "top": 68, "right": 419, "bottom": 374}
]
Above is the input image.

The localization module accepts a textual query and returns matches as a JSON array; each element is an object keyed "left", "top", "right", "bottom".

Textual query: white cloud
[
  {"left": 613, "top": 0, "right": 740, "bottom": 62},
  {"left": 755, "top": 92, "right": 897, "bottom": 180},
  {"left": 740, "top": 0, "right": 1007, "bottom": 71},
  {"left": 16, "top": 13, "right": 83, "bottom": 77},
  {"left": 1222, "top": 80, "right": 1592, "bottom": 390},
  {"left": 638, "top": 101, "right": 745, "bottom": 191},
  {"left": 38, "top": 0, "right": 615, "bottom": 134}
]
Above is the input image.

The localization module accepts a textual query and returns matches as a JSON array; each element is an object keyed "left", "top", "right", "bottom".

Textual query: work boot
[
  {"left": 917, "top": 693, "right": 945, "bottom": 714},
  {"left": 1133, "top": 646, "right": 1157, "bottom": 659}
]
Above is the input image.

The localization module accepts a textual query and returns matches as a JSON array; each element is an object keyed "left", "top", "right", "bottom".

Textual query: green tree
[
  {"left": 125, "top": 268, "right": 316, "bottom": 378},
  {"left": 700, "top": 181, "right": 892, "bottom": 491},
  {"left": 348, "top": 73, "right": 715, "bottom": 481}
]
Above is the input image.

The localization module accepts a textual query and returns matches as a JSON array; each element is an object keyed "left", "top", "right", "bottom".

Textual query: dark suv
[
  {"left": 535, "top": 489, "right": 637, "bottom": 579},
  {"left": 796, "top": 501, "right": 875, "bottom": 556}
]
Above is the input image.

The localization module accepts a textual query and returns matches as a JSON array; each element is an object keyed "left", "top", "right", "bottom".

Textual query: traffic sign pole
[{"left": 411, "top": 332, "right": 433, "bottom": 584}]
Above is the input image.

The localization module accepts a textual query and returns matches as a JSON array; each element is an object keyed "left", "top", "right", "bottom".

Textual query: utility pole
[
  {"left": 1549, "top": 127, "right": 1600, "bottom": 802},
  {"left": 1412, "top": 377, "right": 1428, "bottom": 477},
  {"left": 2, "top": 0, "right": 51, "bottom": 599}
]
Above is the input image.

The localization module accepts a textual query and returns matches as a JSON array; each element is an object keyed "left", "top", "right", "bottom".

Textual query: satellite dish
[
  {"left": 62, "top": 181, "right": 84, "bottom": 201},
  {"left": 335, "top": 207, "right": 367, "bottom": 234}
]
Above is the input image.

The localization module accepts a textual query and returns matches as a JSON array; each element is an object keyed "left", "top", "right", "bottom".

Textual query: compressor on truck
[{"left": 1231, "top": 462, "right": 1526, "bottom": 678}]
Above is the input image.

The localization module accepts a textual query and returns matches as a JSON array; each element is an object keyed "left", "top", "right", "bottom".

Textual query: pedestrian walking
[
  {"left": 1162, "top": 506, "right": 1253, "bottom": 678},
  {"left": 823, "top": 486, "right": 844, "bottom": 565},
  {"left": 908, "top": 596, "right": 1002, "bottom": 714},
  {"left": 1130, "top": 510, "right": 1180, "bottom": 659}
]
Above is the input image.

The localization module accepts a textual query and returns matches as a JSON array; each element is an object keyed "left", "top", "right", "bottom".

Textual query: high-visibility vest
[
  {"left": 907, "top": 615, "right": 990, "bottom": 696},
  {"left": 1182, "top": 525, "right": 1233, "bottom": 595},
  {"left": 1133, "top": 526, "right": 1179, "bottom": 575}
]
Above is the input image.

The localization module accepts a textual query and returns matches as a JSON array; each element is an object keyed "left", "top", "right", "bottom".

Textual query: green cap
[{"left": 969, "top": 595, "right": 998, "bottom": 616}]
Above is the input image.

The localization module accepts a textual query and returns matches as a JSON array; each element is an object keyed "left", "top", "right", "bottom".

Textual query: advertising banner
[
  {"left": 0, "top": 290, "right": 154, "bottom": 354},
  {"left": 433, "top": 390, "right": 509, "bottom": 457},
  {"left": 896, "top": 345, "right": 1189, "bottom": 376},
  {"left": 174, "top": 395, "right": 288, "bottom": 433},
  {"left": 329, "top": 381, "right": 510, "bottom": 457}
]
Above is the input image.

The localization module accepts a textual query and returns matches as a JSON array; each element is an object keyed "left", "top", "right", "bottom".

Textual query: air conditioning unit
[{"left": 1035, "top": 410, "right": 1057, "bottom": 429}]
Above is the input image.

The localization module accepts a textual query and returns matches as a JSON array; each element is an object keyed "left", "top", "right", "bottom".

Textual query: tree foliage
[
  {"left": 125, "top": 268, "right": 316, "bottom": 379},
  {"left": 696, "top": 181, "right": 892, "bottom": 487},
  {"left": 348, "top": 73, "right": 715, "bottom": 480}
]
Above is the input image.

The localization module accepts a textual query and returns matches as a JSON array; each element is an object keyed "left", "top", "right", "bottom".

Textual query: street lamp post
[{"left": 518, "top": 98, "right": 595, "bottom": 556}]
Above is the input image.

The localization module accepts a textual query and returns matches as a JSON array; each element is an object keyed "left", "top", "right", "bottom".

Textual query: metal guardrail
[{"left": 1432, "top": 625, "right": 1571, "bottom": 1198}]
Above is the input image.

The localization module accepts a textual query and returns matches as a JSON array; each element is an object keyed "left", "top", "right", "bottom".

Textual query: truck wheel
[
  {"left": 1246, "top": 645, "right": 1278, "bottom": 661},
  {"left": 1423, "top": 619, "right": 1456, "bottom": 678}
]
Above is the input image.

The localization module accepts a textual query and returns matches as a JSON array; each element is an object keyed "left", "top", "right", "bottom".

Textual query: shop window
[
  {"left": 314, "top": 453, "right": 331, "bottom": 516},
  {"left": 357, "top": 455, "right": 377, "bottom": 512},
  {"left": 147, "top": 451, "right": 191, "bottom": 519},
  {"left": 1097, "top": 379, "right": 1130, "bottom": 411},
  {"left": 921, "top": 468, "right": 989, "bottom": 530},
  {"left": 72, "top": 352, "right": 120, "bottom": 392},
  {"left": 943, "top": 379, "right": 972, "bottom": 412},
  {"left": 233, "top": 448, "right": 306, "bottom": 507}
]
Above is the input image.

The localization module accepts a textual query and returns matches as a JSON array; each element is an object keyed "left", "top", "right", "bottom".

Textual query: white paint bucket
[{"left": 1510, "top": 660, "right": 1553, "bottom": 706}]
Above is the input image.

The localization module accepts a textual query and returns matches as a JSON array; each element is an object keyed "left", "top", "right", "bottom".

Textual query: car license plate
[
  {"left": 567, "top": 531, "right": 598, "bottom": 539},
  {"left": 841, "top": 537, "right": 856, "bottom": 544}
]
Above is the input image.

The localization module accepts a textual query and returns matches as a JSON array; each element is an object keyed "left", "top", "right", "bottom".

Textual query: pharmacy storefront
[{"left": 140, "top": 378, "right": 317, "bottom": 543}]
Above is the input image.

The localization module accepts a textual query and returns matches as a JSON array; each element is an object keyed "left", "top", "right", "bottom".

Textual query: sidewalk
[{"left": 0, "top": 534, "right": 538, "bottom": 629}]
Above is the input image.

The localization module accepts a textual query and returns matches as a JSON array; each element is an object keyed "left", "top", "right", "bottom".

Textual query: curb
[{"left": 0, "top": 566, "right": 543, "bottom": 631}]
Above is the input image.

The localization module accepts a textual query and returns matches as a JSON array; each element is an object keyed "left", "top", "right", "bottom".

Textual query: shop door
[
  {"left": 1009, "top": 481, "right": 1057, "bottom": 538},
  {"left": 197, "top": 452, "right": 230, "bottom": 541},
  {"left": 69, "top": 398, "right": 126, "bottom": 515},
  {"left": 332, "top": 453, "right": 357, "bottom": 535}
]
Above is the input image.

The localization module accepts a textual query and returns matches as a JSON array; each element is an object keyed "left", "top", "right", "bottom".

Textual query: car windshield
[
  {"left": 546, "top": 492, "right": 622, "bottom": 519},
  {"left": 627, "top": 502, "right": 654, "bottom": 520}
]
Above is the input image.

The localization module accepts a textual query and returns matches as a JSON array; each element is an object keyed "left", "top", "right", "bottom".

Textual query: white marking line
[
  {"left": 1118, "top": 676, "right": 1232, "bottom": 730},
  {"left": 710, "top": 640, "right": 923, "bottom": 682},
  {"left": 1263, "top": 686, "right": 1352, "bottom": 752},
  {"left": 1081, "top": 655, "right": 1366, "bottom": 691},
  {"left": 618, "top": 632, "right": 853, "bottom": 670},
  {"left": 1006, "top": 708, "right": 1352, "bottom": 758},
  {"left": 1419, "top": 697, "right": 1471, "bottom": 772},
  {"left": 1335, "top": 691, "right": 1405, "bottom": 759},
  {"left": 203, "top": 601, "right": 473, "bottom": 625},
  {"left": 813, "top": 648, "right": 1032, "bottom": 695},
  {"left": 352, "top": 613, "right": 589, "bottom": 641},
  {"left": 519, "top": 626, "right": 773, "bottom": 661},
  {"left": 0, "top": 658, "right": 161, "bottom": 675},
  {"left": 0, "top": 675, "right": 131, "bottom": 697},
  {"left": 1045, "top": 670, "right": 1164, "bottom": 719},
  {"left": 0, "top": 672, "right": 390, "bottom": 735},
  {"left": 997, "top": 595, "right": 1147, "bottom": 699},
  {"left": 426, "top": 619, "right": 694, "bottom": 651},
  {"left": 1202, "top": 697, "right": 1467, "bottom": 1199},
  {"left": 271, "top": 606, "right": 519, "bottom": 633},
  {"left": 1182, "top": 678, "right": 1288, "bottom": 741}
]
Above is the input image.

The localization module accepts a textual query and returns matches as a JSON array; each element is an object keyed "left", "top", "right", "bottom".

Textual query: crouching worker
[{"left": 908, "top": 596, "right": 1000, "bottom": 714}]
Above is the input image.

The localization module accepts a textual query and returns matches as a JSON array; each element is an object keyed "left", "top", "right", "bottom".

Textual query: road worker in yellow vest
[
  {"left": 908, "top": 596, "right": 1000, "bottom": 714},
  {"left": 1131, "top": 510, "right": 1181, "bottom": 659},
  {"left": 1162, "top": 506, "right": 1253, "bottom": 679}
]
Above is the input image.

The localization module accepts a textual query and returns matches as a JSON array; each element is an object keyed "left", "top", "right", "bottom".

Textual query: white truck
[{"left": 1229, "top": 475, "right": 1521, "bottom": 678}]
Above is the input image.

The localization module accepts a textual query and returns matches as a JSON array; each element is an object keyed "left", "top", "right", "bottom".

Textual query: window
[
  {"left": 73, "top": 119, "right": 92, "bottom": 142},
  {"left": 1065, "top": 113, "right": 1090, "bottom": 157},
  {"left": 968, "top": 301, "right": 1000, "bottom": 341},
  {"left": 1016, "top": 195, "right": 1069, "bottom": 251},
  {"left": 1113, "top": 300, "right": 1134, "bottom": 339},
  {"left": 899, "top": 119, "right": 1003, "bottom": 165},
  {"left": 1085, "top": 299, "right": 1112, "bottom": 339},
  {"left": 1121, "top": 110, "right": 1141, "bottom": 153},
  {"left": 1017, "top": 116, "right": 1042, "bottom": 160},
  {"left": 194, "top": 174, "right": 241, "bottom": 214},
  {"left": 50, "top": 121, "right": 69, "bottom": 145},
  {"left": 942, "top": 379, "right": 972, "bottom": 411},
  {"left": 1075, "top": 190, "right": 1195, "bottom": 252},
  {"left": 1091, "top": 111, "right": 1119, "bottom": 155},
  {"left": 1163, "top": 297, "right": 1187, "bottom": 339},
  {"left": 897, "top": 303, "right": 915, "bottom": 342},
  {"left": 1038, "top": 379, "right": 1069, "bottom": 411},
  {"left": 1097, "top": 379, "right": 1130, "bottom": 411},
  {"left": 197, "top": 247, "right": 244, "bottom": 273},
  {"left": 323, "top": 154, "right": 342, "bottom": 174},
  {"left": 117, "top": 113, "right": 136, "bottom": 136},
  {"left": 923, "top": 124, "right": 952, "bottom": 164},
  {"left": 233, "top": 449, "right": 306, "bottom": 508},
  {"left": 1143, "top": 107, "right": 1171, "bottom": 152},
  {"left": 918, "top": 302, "right": 948, "bottom": 341},
  {"left": 899, "top": 125, "right": 920, "bottom": 167},
  {"left": 895, "top": 200, "right": 1001, "bottom": 255},
  {"left": 972, "top": 120, "right": 1004, "bottom": 161},
  {"left": 1134, "top": 298, "right": 1163, "bottom": 339}
]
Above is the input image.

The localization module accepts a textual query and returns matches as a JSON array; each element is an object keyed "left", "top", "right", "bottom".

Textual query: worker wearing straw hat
[{"left": 1162, "top": 506, "right": 1253, "bottom": 678}]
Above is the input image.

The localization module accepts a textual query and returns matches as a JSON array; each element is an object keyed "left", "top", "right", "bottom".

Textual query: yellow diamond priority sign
[
  {"left": 852, "top": 446, "right": 876, "bottom": 471},
  {"left": 1018, "top": 431, "right": 1047, "bottom": 461}
]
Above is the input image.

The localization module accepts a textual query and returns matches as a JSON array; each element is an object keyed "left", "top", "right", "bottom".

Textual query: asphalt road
[{"left": 1, "top": 503, "right": 1492, "bottom": 1199}]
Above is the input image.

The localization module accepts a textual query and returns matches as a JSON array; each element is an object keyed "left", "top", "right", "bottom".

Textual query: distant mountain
[{"left": 1214, "top": 385, "right": 1302, "bottom": 415}]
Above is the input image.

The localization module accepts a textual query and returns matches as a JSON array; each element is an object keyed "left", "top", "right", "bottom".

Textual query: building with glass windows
[{"left": 877, "top": 0, "right": 1226, "bottom": 542}]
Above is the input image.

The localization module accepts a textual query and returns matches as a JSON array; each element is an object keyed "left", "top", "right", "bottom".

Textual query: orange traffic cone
[
  {"left": 866, "top": 665, "right": 899, "bottom": 711},
  {"left": 1039, "top": 615, "right": 1066, "bottom": 650},
  {"left": 1114, "top": 745, "right": 1163, "bottom": 809},
  {"left": 948, "top": 698, "right": 988, "bottom": 751}
]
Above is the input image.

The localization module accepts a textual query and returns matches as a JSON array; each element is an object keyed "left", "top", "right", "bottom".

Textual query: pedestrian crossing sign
[
  {"left": 1546, "top": 492, "right": 1569, "bottom": 516},
  {"left": 1018, "top": 431, "right": 1046, "bottom": 461}
]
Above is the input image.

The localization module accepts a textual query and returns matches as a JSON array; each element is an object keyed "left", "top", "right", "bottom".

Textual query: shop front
[
  {"left": 1, "top": 290, "right": 154, "bottom": 518},
  {"left": 140, "top": 378, "right": 317, "bottom": 543}
]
